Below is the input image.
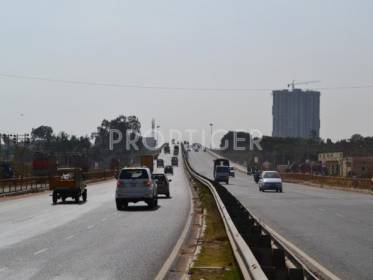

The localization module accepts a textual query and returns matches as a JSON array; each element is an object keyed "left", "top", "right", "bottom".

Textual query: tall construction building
[{"left": 272, "top": 89, "right": 320, "bottom": 138}]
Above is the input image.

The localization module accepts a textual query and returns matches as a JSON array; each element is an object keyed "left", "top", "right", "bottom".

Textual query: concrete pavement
[{"left": 0, "top": 152, "right": 191, "bottom": 280}]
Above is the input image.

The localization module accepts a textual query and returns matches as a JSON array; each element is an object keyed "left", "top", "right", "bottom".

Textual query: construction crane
[{"left": 288, "top": 80, "right": 320, "bottom": 91}]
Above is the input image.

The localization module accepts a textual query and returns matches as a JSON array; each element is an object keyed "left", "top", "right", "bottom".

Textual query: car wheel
[
  {"left": 82, "top": 190, "right": 87, "bottom": 202},
  {"left": 147, "top": 199, "right": 155, "bottom": 209},
  {"left": 166, "top": 192, "right": 170, "bottom": 198},
  {"left": 52, "top": 192, "right": 58, "bottom": 204},
  {"left": 75, "top": 194, "right": 80, "bottom": 203},
  {"left": 280, "top": 188, "right": 283, "bottom": 193},
  {"left": 122, "top": 201, "right": 128, "bottom": 209},
  {"left": 155, "top": 197, "right": 158, "bottom": 207},
  {"left": 116, "top": 202, "right": 122, "bottom": 211}
]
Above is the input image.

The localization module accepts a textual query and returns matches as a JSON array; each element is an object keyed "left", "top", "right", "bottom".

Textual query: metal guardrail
[
  {"left": 182, "top": 147, "right": 268, "bottom": 280},
  {"left": 0, "top": 170, "right": 116, "bottom": 195}
]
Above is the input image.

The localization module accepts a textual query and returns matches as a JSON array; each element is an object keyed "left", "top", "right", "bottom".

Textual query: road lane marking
[
  {"left": 318, "top": 208, "right": 326, "bottom": 212},
  {"left": 34, "top": 248, "right": 48, "bottom": 256},
  {"left": 336, "top": 213, "right": 344, "bottom": 218},
  {"left": 101, "top": 217, "right": 107, "bottom": 222},
  {"left": 65, "top": 235, "right": 74, "bottom": 240},
  {"left": 87, "top": 225, "right": 95, "bottom": 230}
]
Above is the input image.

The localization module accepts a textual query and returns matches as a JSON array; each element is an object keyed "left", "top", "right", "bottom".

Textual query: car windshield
[
  {"left": 263, "top": 172, "right": 280, "bottom": 179},
  {"left": 152, "top": 174, "right": 166, "bottom": 182},
  {"left": 119, "top": 169, "right": 148, "bottom": 179}
]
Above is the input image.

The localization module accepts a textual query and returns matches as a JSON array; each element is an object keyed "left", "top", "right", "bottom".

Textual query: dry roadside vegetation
[{"left": 190, "top": 180, "right": 242, "bottom": 280}]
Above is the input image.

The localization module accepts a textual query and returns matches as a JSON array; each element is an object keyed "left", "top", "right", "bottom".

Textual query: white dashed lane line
[
  {"left": 87, "top": 225, "right": 95, "bottom": 230},
  {"left": 65, "top": 235, "right": 75, "bottom": 240},
  {"left": 34, "top": 248, "right": 48, "bottom": 256}
]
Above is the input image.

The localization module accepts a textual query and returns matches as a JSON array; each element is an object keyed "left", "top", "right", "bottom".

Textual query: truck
[
  {"left": 213, "top": 159, "right": 230, "bottom": 184},
  {"left": 0, "top": 162, "right": 13, "bottom": 179},
  {"left": 50, "top": 168, "right": 87, "bottom": 204},
  {"left": 141, "top": 155, "right": 154, "bottom": 173},
  {"left": 32, "top": 152, "right": 57, "bottom": 177}
]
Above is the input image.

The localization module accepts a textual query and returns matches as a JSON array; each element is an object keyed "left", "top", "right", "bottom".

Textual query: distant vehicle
[
  {"left": 157, "top": 159, "right": 164, "bottom": 168},
  {"left": 152, "top": 173, "right": 171, "bottom": 198},
  {"left": 164, "top": 145, "right": 170, "bottom": 154},
  {"left": 32, "top": 152, "right": 57, "bottom": 176},
  {"left": 140, "top": 155, "right": 154, "bottom": 173},
  {"left": 203, "top": 148, "right": 207, "bottom": 152},
  {"left": 50, "top": 168, "right": 87, "bottom": 204},
  {"left": 171, "top": 156, "right": 178, "bottom": 167},
  {"left": 214, "top": 166, "right": 230, "bottom": 184},
  {"left": 173, "top": 145, "right": 179, "bottom": 156},
  {"left": 164, "top": 165, "right": 174, "bottom": 175},
  {"left": 171, "top": 139, "right": 175, "bottom": 144},
  {"left": 115, "top": 167, "right": 158, "bottom": 210},
  {"left": 229, "top": 167, "right": 235, "bottom": 177},
  {"left": 259, "top": 171, "right": 283, "bottom": 192},
  {"left": 213, "top": 158, "right": 230, "bottom": 184}
]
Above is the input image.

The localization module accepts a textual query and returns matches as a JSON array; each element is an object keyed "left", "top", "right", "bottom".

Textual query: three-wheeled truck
[{"left": 50, "top": 168, "right": 87, "bottom": 204}]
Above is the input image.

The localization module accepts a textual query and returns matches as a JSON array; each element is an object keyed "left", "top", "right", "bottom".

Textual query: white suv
[{"left": 115, "top": 167, "right": 158, "bottom": 210}]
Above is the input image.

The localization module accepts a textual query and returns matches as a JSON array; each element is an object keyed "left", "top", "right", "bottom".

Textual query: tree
[
  {"left": 31, "top": 126, "right": 53, "bottom": 142},
  {"left": 350, "top": 134, "right": 364, "bottom": 142}
]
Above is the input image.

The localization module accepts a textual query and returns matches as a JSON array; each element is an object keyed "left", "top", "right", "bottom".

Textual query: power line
[
  {"left": 0, "top": 73, "right": 272, "bottom": 92},
  {"left": 0, "top": 73, "right": 372, "bottom": 92}
]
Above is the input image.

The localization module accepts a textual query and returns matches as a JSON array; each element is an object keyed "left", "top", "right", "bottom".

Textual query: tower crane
[{"left": 288, "top": 80, "right": 320, "bottom": 91}]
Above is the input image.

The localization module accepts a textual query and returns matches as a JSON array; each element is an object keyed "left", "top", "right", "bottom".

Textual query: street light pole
[
  {"left": 209, "top": 123, "right": 213, "bottom": 150},
  {"left": 156, "top": 125, "right": 160, "bottom": 147}
]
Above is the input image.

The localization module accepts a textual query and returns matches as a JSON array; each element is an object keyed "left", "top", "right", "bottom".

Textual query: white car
[
  {"left": 115, "top": 167, "right": 158, "bottom": 210},
  {"left": 259, "top": 171, "right": 283, "bottom": 192}
]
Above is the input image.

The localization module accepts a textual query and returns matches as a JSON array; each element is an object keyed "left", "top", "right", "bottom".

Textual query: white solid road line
[
  {"left": 65, "top": 235, "right": 75, "bottom": 240},
  {"left": 34, "top": 248, "right": 48, "bottom": 256}
]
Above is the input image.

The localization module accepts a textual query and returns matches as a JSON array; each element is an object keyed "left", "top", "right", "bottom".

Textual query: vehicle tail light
[
  {"left": 117, "top": 181, "right": 124, "bottom": 188},
  {"left": 144, "top": 180, "right": 152, "bottom": 187}
]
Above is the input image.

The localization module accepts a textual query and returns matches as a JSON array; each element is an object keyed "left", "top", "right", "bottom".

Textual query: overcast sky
[{"left": 1, "top": 0, "right": 372, "bottom": 144}]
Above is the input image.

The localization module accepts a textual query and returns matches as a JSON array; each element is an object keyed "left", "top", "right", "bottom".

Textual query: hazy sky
[{"left": 1, "top": 0, "right": 372, "bottom": 143}]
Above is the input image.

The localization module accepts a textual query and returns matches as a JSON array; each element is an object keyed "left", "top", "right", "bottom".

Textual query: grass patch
[{"left": 190, "top": 180, "right": 243, "bottom": 280}]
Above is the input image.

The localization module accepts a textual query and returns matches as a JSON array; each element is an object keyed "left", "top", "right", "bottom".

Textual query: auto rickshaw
[{"left": 49, "top": 168, "right": 87, "bottom": 204}]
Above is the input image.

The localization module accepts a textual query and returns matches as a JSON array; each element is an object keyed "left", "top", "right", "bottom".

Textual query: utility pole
[{"left": 209, "top": 123, "right": 213, "bottom": 150}]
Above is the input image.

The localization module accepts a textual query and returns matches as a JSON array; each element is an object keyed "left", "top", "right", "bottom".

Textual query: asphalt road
[
  {"left": 0, "top": 151, "right": 190, "bottom": 280},
  {"left": 189, "top": 150, "right": 373, "bottom": 280}
]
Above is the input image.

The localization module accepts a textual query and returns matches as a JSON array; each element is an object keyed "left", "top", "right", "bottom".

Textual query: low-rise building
[
  {"left": 342, "top": 157, "right": 373, "bottom": 178},
  {"left": 318, "top": 152, "right": 343, "bottom": 176}
]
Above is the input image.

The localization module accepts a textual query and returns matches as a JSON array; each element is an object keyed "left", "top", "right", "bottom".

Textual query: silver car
[
  {"left": 259, "top": 171, "right": 283, "bottom": 192},
  {"left": 115, "top": 167, "right": 158, "bottom": 210}
]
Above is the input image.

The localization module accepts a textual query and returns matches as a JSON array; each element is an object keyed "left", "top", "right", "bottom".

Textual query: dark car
[
  {"left": 164, "top": 165, "right": 174, "bottom": 175},
  {"left": 157, "top": 159, "right": 164, "bottom": 168},
  {"left": 171, "top": 157, "right": 178, "bottom": 167},
  {"left": 152, "top": 173, "right": 171, "bottom": 198}
]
